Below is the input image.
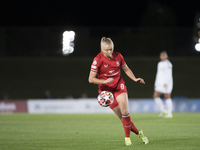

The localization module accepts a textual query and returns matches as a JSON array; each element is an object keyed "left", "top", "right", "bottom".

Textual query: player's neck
[
  {"left": 107, "top": 56, "right": 112, "bottom": 59},
  {"left": 102, "top": 52, "right": 112, "bottom": 59},
  {"left": 161, "top": 59, "right": 167, "bottom": 61}
]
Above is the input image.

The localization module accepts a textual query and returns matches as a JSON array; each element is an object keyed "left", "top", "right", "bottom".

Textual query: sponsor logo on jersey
[
  {"left": 104, "top": 72, "right": 119, "bottom": 77},
  {"left": 109, "top": 70, "right": 115, "bottom": 73},
  {"left": 104, "top": 64, "right": 108, "bottom": 68},
  {"left": 93, "top": 60, "right": 97, "bottom": 65},
  {"left": 116, "top": 61, "right": 119, "bottom": 66}
]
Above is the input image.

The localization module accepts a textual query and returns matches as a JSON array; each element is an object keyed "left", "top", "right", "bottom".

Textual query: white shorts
[{"left": 155, "top": 83, "right": 173, "bottom": 94}]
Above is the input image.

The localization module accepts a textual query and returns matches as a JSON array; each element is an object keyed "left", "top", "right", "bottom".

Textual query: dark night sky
[{"left": 0, "top": 0, "right": 200, "bottom": 27}]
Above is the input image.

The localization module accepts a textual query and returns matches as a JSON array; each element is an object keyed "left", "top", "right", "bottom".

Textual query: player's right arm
[
  {"left": 88, "top": 71, "right": 114, "bottom": 84},
  {"left": 89, "top": 57, "right": 113, "bottom": 85}
]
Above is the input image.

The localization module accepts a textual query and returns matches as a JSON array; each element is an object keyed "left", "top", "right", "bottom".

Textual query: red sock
[
  {"left": 130, "top": 121, "right": 139, "bottom": 134},
  {"left": 122, "top": 113, "right": 131, "bottom": 138}
]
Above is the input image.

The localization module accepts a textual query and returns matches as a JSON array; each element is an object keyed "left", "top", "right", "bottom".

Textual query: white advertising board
[
  {"left": 27, "top": 99, "right": 113, "bottom": 114},
  {"left": 27, "top": 98, "right": 200, "bottom": 114}
]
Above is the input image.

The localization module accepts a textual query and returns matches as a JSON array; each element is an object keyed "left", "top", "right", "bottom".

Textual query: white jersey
[{"left": 154, "top": 59, "right": 173, "bottom": 93}]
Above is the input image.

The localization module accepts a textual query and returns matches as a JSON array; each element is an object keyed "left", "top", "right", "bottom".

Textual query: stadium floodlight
[
  {"left": 195, "top": 43, "right": 200, "bottom": 52},
  {"left": 62, "top": 31, "right": 75, "bottom": 55}
]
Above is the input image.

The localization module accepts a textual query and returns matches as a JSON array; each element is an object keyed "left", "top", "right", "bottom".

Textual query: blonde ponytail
[{"left": 100, "top": 37, "right": 114, "bottom": 50}]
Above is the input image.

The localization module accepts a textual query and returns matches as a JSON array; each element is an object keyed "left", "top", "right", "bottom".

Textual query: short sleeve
[
  {"left": 119, "top": 53, "right": 126, "bottom": 67},
  {"left": 90, "top": 58, "right": 99, "bottom": 72}
]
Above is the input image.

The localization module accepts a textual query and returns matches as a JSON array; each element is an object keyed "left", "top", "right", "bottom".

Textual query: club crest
[{"left": 116, "top": 61, "right": 119, "bottom": 66}]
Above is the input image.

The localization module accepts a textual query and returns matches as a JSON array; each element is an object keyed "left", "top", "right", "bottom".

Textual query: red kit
[{"left": 91, "top": 52, "right": 128, "bottom": 109}]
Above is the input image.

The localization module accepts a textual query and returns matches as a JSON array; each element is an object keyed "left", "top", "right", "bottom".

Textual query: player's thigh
[
  {"left": 153, "top": 90, "right": 161, "bottom": 98},
  {"left": 112, "top": 105, "right": 122, "bottom": 121},
  {"left": 116, "top": 92, "right": 129, "bottom": 115},
  {"left": 164, "top": 93, "right": 171, "bottom": 99}
]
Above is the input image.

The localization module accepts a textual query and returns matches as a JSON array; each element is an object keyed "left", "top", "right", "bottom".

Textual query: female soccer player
[
  {"left": 88, "top": 37, "right": 149, "bottom": 146},
  {"left": 153, "top": 51, "right": 173, "bottom": 118}
]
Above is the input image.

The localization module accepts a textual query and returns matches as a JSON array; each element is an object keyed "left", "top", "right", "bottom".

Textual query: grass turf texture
[{"left": 0, "top": 113, "right": 199, "bottom": 150}]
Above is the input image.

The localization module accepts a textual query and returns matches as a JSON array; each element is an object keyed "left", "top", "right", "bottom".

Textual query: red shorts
[{"left": 98, "top": 82, "right": 128, "bottom": 109}]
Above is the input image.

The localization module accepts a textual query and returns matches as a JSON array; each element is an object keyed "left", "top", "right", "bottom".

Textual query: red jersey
[{"left": 91, "top": 52, "right": 126, "bottom": 91}]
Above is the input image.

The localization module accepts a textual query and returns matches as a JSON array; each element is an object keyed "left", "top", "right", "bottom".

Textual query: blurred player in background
[
  {"left": 88, "top": 37, "right": 149, "bottom": 146},
  {"left": 153, "top": 51, "right": 173, "bottom": 118}
]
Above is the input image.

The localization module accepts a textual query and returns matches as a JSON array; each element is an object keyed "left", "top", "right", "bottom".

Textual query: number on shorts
[{"left": 120, "top": 84, "right": 124, "bottom": 90}]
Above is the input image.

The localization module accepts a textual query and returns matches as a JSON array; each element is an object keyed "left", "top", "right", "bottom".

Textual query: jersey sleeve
[
  {"left": 90, "top": 57, "right": 100, "bottom": 72},
  {"left": 119, "top": 53, "right": 126, "bottom": 67}
]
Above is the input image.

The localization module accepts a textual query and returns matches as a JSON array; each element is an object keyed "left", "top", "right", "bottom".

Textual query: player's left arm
[{"left": 122, "top": 65, "right": 145, "bottom": 84}]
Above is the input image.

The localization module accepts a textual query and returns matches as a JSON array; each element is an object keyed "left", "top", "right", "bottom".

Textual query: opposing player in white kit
[{"left": 153, "top": 51, "right": 173, "bottom": 118}]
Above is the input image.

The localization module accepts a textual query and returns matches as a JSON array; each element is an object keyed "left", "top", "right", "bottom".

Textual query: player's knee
[
  {"left": 121, "top": 110, "right": 129, "bottom": 116},
  {"left": 164, "top": 93, "right": 171, "bottom": 99},
  {"left": 153, "top": 91, "right": 160, "bottom": 99}
]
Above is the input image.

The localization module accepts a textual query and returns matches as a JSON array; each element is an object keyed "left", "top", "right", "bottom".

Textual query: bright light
[
  {"left": 195, "top": 43, "right": 200, "bottom": 52},
  {"left": 62, "top": 31, "right": 75, "bottom": 55}
]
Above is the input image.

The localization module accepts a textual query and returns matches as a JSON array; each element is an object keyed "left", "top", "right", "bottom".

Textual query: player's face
[
  {"left": 160, "top": 52, "right": 168, "bottom": 61},
  {"left": 102, "top": 44, "right": 114, "bottom": 59}
]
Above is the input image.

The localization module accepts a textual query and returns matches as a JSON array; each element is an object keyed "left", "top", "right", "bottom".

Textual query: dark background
[
  {"left": 0, "top": 0, "right": 200, "bottom": 57},
  {"left": 0, "top": 1, "right": 200, "bottom": 99},
  {"left": 0, "top": 0, "right": 199, "bottom": 27}
]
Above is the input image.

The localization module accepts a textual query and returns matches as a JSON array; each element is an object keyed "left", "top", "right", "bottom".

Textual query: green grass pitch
[{"left": 0, "top": 113, "right": 200, "bottom": 150}]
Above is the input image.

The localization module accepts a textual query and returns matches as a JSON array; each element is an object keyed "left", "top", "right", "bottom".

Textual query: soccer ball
[{"left": 97, "top": 91, "right": 114, "bottom": 107}]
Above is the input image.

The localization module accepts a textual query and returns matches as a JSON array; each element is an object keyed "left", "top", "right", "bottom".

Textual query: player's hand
[
  {"left": 103, "top": 78, "right": 114, "bottom": 84},
  {"left": 134, "top": 78, "right": 145, "bottom": 84}
]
